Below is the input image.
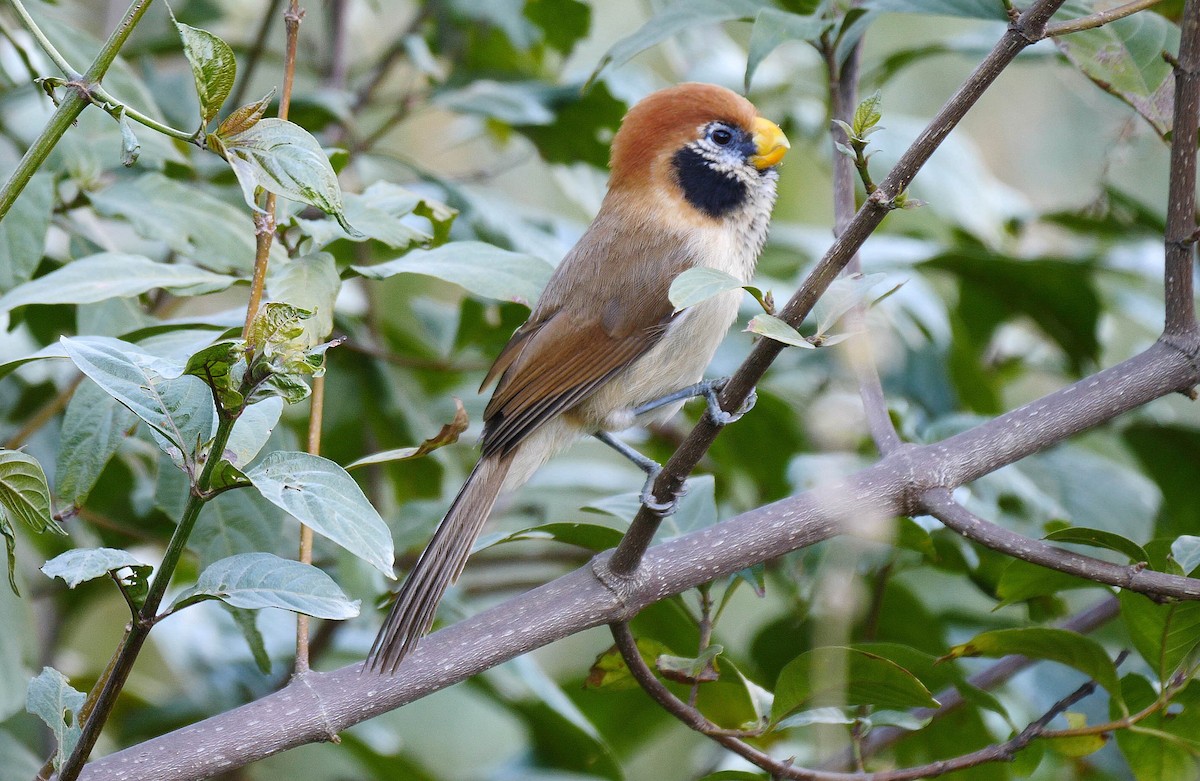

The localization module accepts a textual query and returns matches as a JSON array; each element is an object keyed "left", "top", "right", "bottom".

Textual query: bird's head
[{"left": 608, "top": 83, "right": 789, "bottom": 222}]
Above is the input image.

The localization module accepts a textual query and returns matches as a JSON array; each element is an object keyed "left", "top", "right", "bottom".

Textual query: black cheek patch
[{"left": 671, "top": 147, "right": 747, "bottom": 219}]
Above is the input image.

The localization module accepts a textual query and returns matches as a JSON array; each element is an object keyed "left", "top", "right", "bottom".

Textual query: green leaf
[
  {"left": 25, "top": 667, "right": 85, "bottom": 770},
  {"left": 588, "top": 0, "right": 770, "bottom": 84},
  {"left": 215, "top": 118, "right": 353, "bottom": 231},
  {"left": 585, "top": 637, "right": 673, "bottom": 690},
  {"left": 1045, "top": 712, "right": 1109, "bottom": 757},
  {"left": 245, "top": 452, "right": 394, "bottom": 578},
  {"left": 745, "top": 313, "right": 815, "bottom": 349},
  {"left": 1125, "top": 424, "right": 1200, "bottom": 538},
  {"left": 995, "top": 558, "right": 1098, "bottom": 607},
  {"left": 60, "top": 336, "right": 215, "bottom": 467},
  {"left": 41, "top": 547, "right": 147, "bottom": 589},
  {"left": 55, "top": 379, "right": 138, "bottom": 505},
  {"left": 266, "top": 252, "right": 341, "bottom": 343},
  {"left": 0, "top": 173, "right": 52, "bottom": 293},
  {"left": 224, "top": 397, "right": 283, "bottom": 469},
  {"left": 1053, "top": 8, "right": 1178, "bottom": 137},
  {"left": 668, "top": 267, "right": 744, "bottom": 313},
  {"left": 0, "top": 253, "right": 239, "bottom": 311},
  {"left": 745, "top": 9, "right": 828, "bottom": 90},
  {"left": 352, "top": 241, "right": 553, "bottom": 307},
  {"left": 190, "top": 487, "right": 288, "bottom": 569},
  {"left": 771, "top": 646, "right": 938, "bottom": 724},
  {"left": 516, "top": 81, "right": 627, "bottom": 169},
  {"left": 0, "top": 449, "right": 60, "bottom": 540},
  {"left": 1119, "top": 589, "right": 1200, "bottom": 684},
  {"left": 944, "top": 627, "right": 1121, "bottom": 700},
  {"left": 864, "top": 0, "right": 1008, "bottom": 20},
  {"left": 170, "top": 553, "right": 359, "bottom": 619},
  {"left": 656, "top": 644, "right": 722, "bottom": 684},
  {"left": 479, "top": 521, "right": 625, "bottom": 553},
  {"left": 89, "top": 173, "right": 273, "bottom": 274},
  {"left": 852, "top": 91, "right": 884, "bottom": 138},
  {"left": 294, "top": 181, "right": 451, "bottom": 250},
  {"left": 184, "top": 339, "right": 245, "bottom": 413},
  {"left": 1044, "top": 526, "right": 1150, "bottom": 564},
  {"left": 225, "top": 605, "right": 272, "bottom": 674},
  {"left": 525, "top": 0, "right": 591, "bottom": 54},
  {"left": 1171, "top": 535, "right": 1200, "bottom": 574},
  {"left": 174, "top": 20, "right": 236, "bottom": 126}
]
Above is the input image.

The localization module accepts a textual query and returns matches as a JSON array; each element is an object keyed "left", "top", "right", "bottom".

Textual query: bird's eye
[{"left": 710, "top": 127, "right": 733, "bottom": 146}]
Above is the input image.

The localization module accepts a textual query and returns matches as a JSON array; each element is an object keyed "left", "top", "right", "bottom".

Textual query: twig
[
  {"left": 1045, "top": 0, "right": 1164, "bottom": 37},
  {"left": 0, "top": 0, "right": 156, "bottom": 221},
  {"left": 295, "top": 369, "right": 323, "bottom": 675},
  {"left": 607, "top": 0, "right": 1071, "bottom": 576}
]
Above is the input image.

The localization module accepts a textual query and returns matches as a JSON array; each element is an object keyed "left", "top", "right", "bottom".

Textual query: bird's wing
[{"left": 478, "top": 231, "right": 692, "bottom": 457}]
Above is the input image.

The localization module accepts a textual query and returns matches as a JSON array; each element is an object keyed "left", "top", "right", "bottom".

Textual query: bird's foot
[
  {"left": 639, "top": 467, "right": 688, "bottom": 517},
  {"left": 701, "top": 378, "right": 757, "bottom": 426}
]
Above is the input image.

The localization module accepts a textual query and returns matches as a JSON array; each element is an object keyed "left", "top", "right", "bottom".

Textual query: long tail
[{"left": 366, "top": 452, "right": 513, "bottom": 674}]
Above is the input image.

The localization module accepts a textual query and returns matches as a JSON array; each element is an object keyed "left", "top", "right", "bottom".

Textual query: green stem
[
  {"left": 0, "top": 0, "right": 155, "bottom": 221},
  {"left": 54, "top": 414, "right": 237, "bottom": 781}
]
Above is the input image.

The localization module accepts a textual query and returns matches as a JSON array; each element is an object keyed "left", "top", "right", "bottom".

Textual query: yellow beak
[{"left": 749, "top": 116, "right": 790, "bottom": 170}]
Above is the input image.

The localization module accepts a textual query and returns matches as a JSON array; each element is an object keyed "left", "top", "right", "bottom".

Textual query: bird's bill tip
[{"left": 749, "top": 116, "right": 790, "bottom": 170}]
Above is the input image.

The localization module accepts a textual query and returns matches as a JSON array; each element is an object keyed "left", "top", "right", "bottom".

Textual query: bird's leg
[
  {"left": 593, "top": 431, "right": 683, "bottom": 517},
  {"left": 631, "top": 378, "right": 757, "bottom": 426}
]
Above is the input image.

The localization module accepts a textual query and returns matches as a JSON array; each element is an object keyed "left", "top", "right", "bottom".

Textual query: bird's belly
[{"left": 576, "top": 289, "right": 741, "bottom": 431}]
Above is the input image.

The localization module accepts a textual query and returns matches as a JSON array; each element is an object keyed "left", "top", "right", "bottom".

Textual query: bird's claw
[
  {"left": 704, "top": 380, "right": 757, "bottom": 426},
  {"left": 639, "top": 470, "right": 687, "bottom": 517}
]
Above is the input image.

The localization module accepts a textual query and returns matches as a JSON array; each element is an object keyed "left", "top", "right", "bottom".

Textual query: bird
[{"left": 367, "top": 82, "right": 789, "bottom": 673}]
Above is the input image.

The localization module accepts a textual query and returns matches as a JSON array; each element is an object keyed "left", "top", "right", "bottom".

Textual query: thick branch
[{"left": 1164, "top": 0, "right": 1200, "bottom": 335}]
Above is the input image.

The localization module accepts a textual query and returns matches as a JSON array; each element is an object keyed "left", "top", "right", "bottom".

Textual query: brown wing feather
[{"left": 478, "top": 212, "right": 694, "bottom": 457}]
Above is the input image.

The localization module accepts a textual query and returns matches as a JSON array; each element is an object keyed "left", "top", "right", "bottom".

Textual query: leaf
[
  {"left": 346, "top": 399, "right": 469, "bottom": 469},
  {"left": 0, "top": 173, "right": 52, "bottom": 293},
  {"left": 995, "top": 558, "right": 1098, "bottom": 607},
  {"left": 294, "top": 181, "right": 450, "bottom": 250},
  {"left": 1053, "top": 8, "right": 1178, "bottom": 138},
  {"left": 1044, "top": 526, "right": 1150, "bottom": 564},
  {"left": 852, "top": 91, "right": 884, "bottom": 138},
  {"left": 60, "top": 336, "right": 215, "bottom": 467},
  {"left": 585, "top": 637, "right": 673, "bottom": 690},
  {"left": 1171, "top": 535, "right": 1200, "bottom": 574},
  {"left": 516, "top": 81, "right": 627, "bottom": 169},
  {"left": 771, "top": 646, "right": 938, "bottom": 724},
  {"left": 25, "top": 667, "right": 85, "bottom": 770},
  {"left": 812, "top": 272, "right": 889, "bottom": 334},
  {"left": 0, "top": 253, "right": 239, "bottom": 311},
  {"left": 525, "top": 0, "right": 591, "bottom": 54},
  {"left": 1114, "top": 675, "right": 1200, "bottom": 781},
  {"left": 1046, "top": 712, "right": 1108, "bottom": 757},
  {"left": 245, "top": 452, "right": 394, "bottom": 578},
  {"left": 89, "top": 173, "right": 273, "bottom": 274},
  {"left": 55, "top": 379, "right": 138, "bottom": 505},
  {"left": 864, "top": 0, "right": 1008, "bottom": 20},
  {"left": 668, "top": 267, "right": 744, "bottom": 312},
  {"left": 267, "top": 252, "right": 341, "bottom": 343},
  {"left": 588, "top": 0, "right": 770, "bottom": 84},
  {"left": 745, "top": 313, "right": 815, "bottom": 349},
  {"left": 1119, "top": 589, "right": 1200, "bottom": 684},
  {"left": 170, "top": 553, "right": 359, "bottom": 619},
  {"left": 352, "top": 241, "right": 553, "bottom": 307},
  {"left": 225, "top": 606, "right": 272, "bottom": 674},
  {"left": 215, "top": 118, "right": 353, "bottom": 230},
  {"left": 116, "top": 108, "right": 140, "bottom": 167},
  {"left": 944, "top": 628, "right": 1121, "bottom": 700},
  {"left": 217, "top": 90, "right": 275, "bottom": 137},
  {"left": 657, "top": 644, "right": 722, "bottom": 684},
  {"left": 1125, "top": 424, "right": 1200, "bottom": 538},
  {"left": 41, "top": 547, "right": 147, "bottom": 589},
  {"left": 478, "top": 521, "right": 624, "bottom": 553},
  {"left": 0, "top": 449, "right": 60, "bottom": 539},
  {"left": 223, "top": 396, "right": 283, "bottom": 469},
  {"left": 174, "top": 20, "right": 236, "bottom": 126},
  {"left": 745, "top": 9, "right": 828, "bottom": 90}
]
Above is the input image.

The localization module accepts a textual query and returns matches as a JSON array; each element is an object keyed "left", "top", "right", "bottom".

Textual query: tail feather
[{"left": 366, "top": 453, "right": 513, "bottom": 674}]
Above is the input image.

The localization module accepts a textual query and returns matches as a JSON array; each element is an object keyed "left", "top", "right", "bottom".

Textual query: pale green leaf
[
  {"left": 171, "top": 553, "right": 359, "bottom": 619},
  {"left": 25, "top": 667, "right": 85, "bottom": 770},
  {"left": 41, "top": 547, "right": 146, "bottom": 589},
  {"left": 174, "top": 21, "right": 237, "bottom": 126},
  {"left": 745, "top": 9, "right": 828, "bottom": 91},
  {"left": 266, "top": 252, "right": 341, "bottom": 343},
  {"left": 668, "top": 267, "right": 744, "bottom": 312},
  {"left": 745, "top": 313, "right": 815, "bottom": 348},
  {"left": 55, "top": 379, "right": 137, "bottom": 505},
  {"left": 0, "top": 450, "right": 59, "bottom": 538},
  {"left": 0, "top": 173, "right": 52, "bottom": 293},
  {"left": 352, "top": 241, "right": 552, "bottom": 306}
]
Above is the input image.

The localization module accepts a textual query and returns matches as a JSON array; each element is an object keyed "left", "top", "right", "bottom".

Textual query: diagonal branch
[{"left": 1164, "top": 0, "right": 1200, "bottom": 336}]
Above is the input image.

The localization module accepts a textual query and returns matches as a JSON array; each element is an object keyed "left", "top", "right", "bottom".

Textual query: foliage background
[{"left": 0, "top": 0, "right": 1194, "bottom": 779}]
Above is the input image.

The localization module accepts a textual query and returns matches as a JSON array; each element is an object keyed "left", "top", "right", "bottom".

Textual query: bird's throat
[{"left": 670, "top": 146, "right": 748, "bottom": 219}]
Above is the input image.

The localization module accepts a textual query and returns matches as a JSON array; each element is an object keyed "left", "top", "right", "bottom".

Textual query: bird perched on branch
[{"left": 367, "top": 82, "right": 789, "bottom": 674}]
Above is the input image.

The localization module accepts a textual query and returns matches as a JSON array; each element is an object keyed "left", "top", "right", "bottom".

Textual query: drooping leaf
[
  {"left": 293, "top": 181, "right": 452, "bottom": 250},
  {"left": 745, "top": 9, "right": 828, "bottom": 90},
  {"left": 668, "top": 267, "right": 744, "bottom": 313},
  {"left": 585, "top": 637, "right": 674, "bottom": 690},
  {"left": 0, "top": 449, "right": 60, "bottom": 539},
  {"left": 745, "top": 313, "right": 815, "bottom": 349},
  {"left": 771, "top": 646, "right": 938, "bottom": 724},
  {"left": 173, "top": 20, "right": 237, "bottom": 126},
  {"left": 0, "top": 173, "right": 53, "bottom": 293},
  {"left": 266, "top": 252, "right": 341, "bottom": 344},
  {"left": 352, "top": 241, "right": 553, "bottom": 307},
  {"left": 225, "top": 605, "right": 272, "bottom": 674},
  {"left": 245, "top": 452, "right": 394, "bottom": 577},
  {"left": 0, "top": 253, "right": 239, "bottom": 311},
  {"left": 346, "top": 399, "right": 469, "bottom": 469},
  {"left": 478, "top": 521, "right": 624, "bottom": 553},
  {"left": 25, "top": 667, "right": 85, "bottom": 770},
  {"left": 170, "top": 553, "right": 359, "bottom": 619},
  {"left": 55, "top": 379, "right": 138, "bottom": 505},
  {"left": 1043, "top": 526, "right": 1150, "bottom": 564},
  {"left": 944, "top": 627, "right": 1121, "bottom": 700},
  {"left": 41, "top": 547, "right": 148, "bottom": 589}
]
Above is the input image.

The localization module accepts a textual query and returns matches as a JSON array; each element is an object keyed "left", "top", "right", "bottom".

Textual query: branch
[
  {"left": 77, "top": 331, "right": 1200, "bottom": 781},
  {"left": 607, "top": 0, "right": 1070, "bottom": 575},
  {"left": 1164, "top": 0, "right": 1200, "bottom": 336},
  {"left": 1045, "top": 0, "right": 1164, "bottom": 37}
]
